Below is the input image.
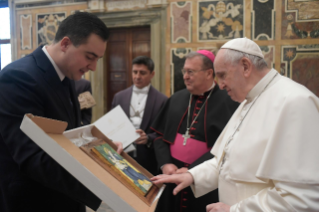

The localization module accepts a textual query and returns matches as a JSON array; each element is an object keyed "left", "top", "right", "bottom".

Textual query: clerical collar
[
  {"left": 246, "top": 69, "right": 277, "bottom": 102},
  {"left": 133, "top": 84, "right": 151, "bottom": 94},
  {"left": 196, "top": 81, "right": 215, "bottom": 96},
  {"left": 42, "top": 45, "right": 65, "bottom": 82}
]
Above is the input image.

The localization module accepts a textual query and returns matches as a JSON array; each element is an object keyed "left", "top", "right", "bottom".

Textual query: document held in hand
[{"left": 94, "top": 105, "right": 140, "bottom": 149}]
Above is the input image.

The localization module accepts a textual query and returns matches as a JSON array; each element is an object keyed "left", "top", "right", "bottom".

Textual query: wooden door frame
[{"left": 91, "top": 7, "right": 167, "bottom": 122}]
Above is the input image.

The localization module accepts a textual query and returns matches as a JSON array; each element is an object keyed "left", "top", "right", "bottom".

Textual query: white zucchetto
[{"left": 221, "top": 37, "right": 264, "bottom": 59}]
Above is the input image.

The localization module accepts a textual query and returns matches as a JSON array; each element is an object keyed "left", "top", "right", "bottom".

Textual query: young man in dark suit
[
  {"left": 111, "top": 56, "right": 167, "bottom": 175},
  {"left": 0, "top": 12, "right": 122, "bottom": 212}
]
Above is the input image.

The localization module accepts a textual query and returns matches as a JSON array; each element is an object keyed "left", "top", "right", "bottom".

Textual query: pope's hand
[
  {"left": 176, "top": 167, "right": 188, "bottom": 174},
  {"left": 151, "top": 172, "right": 194, "bottom": 195},
  {"left": 206, "top": 202, "right": 230, "bottom": 212},
  {"left": 134, "top": 129, "right": 148, "bottom": 145},
  {"left": 113, "top": 142, "right": 123, "bottom": 154},
  {"left": 161, "top": 164, "right": 178, "bottom": 175}
]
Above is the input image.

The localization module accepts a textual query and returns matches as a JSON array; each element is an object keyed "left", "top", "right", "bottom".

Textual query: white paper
[
  {"left": 124, "top": 144, "right": 136, "bottom": 153},
  {"left": 94, "top": 105, "right": 139, "bottom": 148}
]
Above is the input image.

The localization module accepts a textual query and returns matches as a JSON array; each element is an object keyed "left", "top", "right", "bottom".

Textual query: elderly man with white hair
[{"left": 152, "top": 37, "right": 319, "bottom": 212}]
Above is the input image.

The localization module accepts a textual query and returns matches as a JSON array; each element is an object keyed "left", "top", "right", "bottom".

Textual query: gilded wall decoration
[
  {"left": 260, "top": 45, "right": 275, "bottom": 69},
  {"left": 198, "top": 0, "right": 244, "bottom": 41},
  {"left": 281, "top": 45, "right": 319, "bottom": 96},
  {"left": 171, "top": 2, "right": 192, "bottom": 43},
  {"left": 37, "top": 13, "right": 66, "bottom": 46},
  {"left": 282, "top": 0, "right": 319, "bottom": 39},
  {"left": 20, "top": 14, "right": 32, "bottom": 50},
  {"left": 171, "top": 48, "right": 192, "bottom": 94},
  {"left": 251, "top": 0, "right": 275, "bottom": 40}
]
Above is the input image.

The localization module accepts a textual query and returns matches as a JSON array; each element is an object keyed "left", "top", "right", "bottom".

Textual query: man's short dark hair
[
  {"left": 132, "top": 56, "right": 154, "bottom": 72},
  {"left": 54, "top": 12, "right": 109, "bottom": 46}
]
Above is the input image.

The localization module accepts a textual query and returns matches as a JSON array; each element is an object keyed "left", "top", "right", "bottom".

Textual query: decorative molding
[
  {"left": 251, "top": 0, "right": 275, "bottom": 40},
  {"left": 285, "top": 0, "right": 319, "bottom": 22},
  {"left": 147, "top": 0, "right": 167, "bottom": 7},
  {"left": 171, "top": 1, "right": 192, "bottom": 43},
  {"left": 87, "top": 0, "right": 104, "bottom": 12},
  {"left": 260, "top": 45, "right": 275, "bottom": 68},
  {"left": 282, "top": 0, "right": 319, "bottom": 39},
  {"left": 91, "top": 8, "right": 167, "bottom": 122},
  {"left": 20, "top": 14, "right": 32, "bottom": 50},
  {"left": 281, "top": 45, "right": 319, "bottom": 96},
  {"left": 281, "top": 45, "right": 319, "bottom": 77},
  {"left": 15, "top": 0, "right": 86, "bottom": 10},
  {"left": 170, "top": 48, "right": 192, "bottom": 94},
  {"left": 106, "top": 0, "right": 146, "bottom": 11},
  {"left": 97, "top": 9, "right": 162, "bottom": 27}
]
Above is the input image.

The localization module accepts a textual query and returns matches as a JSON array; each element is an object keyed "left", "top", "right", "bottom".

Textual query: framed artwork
[{"left": 81, "top": 140, "right": 154, "bottom": 197}]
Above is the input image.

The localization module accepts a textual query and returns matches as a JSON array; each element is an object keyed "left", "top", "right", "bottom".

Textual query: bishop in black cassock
[{"left": 151, "top": 50, "right": 239, "bottom": 212}]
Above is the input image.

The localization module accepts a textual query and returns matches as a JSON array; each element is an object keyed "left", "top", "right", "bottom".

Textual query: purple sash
[{"left": 170, "top": 133, "right": 211, "bottom": 164}]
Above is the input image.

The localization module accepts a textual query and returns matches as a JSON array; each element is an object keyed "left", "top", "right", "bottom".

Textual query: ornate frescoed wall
[
  {"left": 20, "top": 14, "right": 32, "bottom": 50},
  {"left": 198, "top": 0, "right": 244, "bottom": 41},
  {"left": 281, "top": 0, "right": 319, "bottom": 39},
  {"left": 251, "top": 0, "right": 275, "bottom": 40},
  {"left": 171, "top": 2, "right": 192, "bottom": 43},
  {"left": 36, "top": 13, "right": 65, "bottom": 46},
  {"left": 14, "top": 1, "right": 88, "bottom": 59},
  {"left": 166, "top": 0, "right": 318, "bottom": 96},
  {"left": 11, "top": 0, "right": 319, "bottom": 98},
  {"left": 171, "top": 48, "right": 191, "bottom": 93},
  {"left": 281, "top": 45, "right": 319, "bottom": 96}
]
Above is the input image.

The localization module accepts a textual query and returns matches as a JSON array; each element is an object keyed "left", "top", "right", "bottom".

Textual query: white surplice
[{"left": 189, "top": 69, "right": 319, "bottom": 211}]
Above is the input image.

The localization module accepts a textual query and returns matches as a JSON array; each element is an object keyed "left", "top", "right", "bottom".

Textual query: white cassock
[{"left": 189, "top": 69, "right": 319, "bottom": 211}]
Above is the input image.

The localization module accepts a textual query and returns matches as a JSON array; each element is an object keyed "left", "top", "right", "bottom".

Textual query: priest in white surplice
[{"left": 152, "top": 38, "right": 319, "bottom": 212}]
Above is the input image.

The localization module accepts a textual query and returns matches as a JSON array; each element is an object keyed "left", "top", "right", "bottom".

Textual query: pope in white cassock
[{"left": 151, "top": 37, "right": 319, "bottom": 212}]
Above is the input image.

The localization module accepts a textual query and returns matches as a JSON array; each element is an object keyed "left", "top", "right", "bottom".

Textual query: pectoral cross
[{"left": 183, "top": 129, "right": 190, "bottom": 146}]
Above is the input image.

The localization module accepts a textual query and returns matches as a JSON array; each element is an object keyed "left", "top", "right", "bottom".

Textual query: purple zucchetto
[{"left": 197, "top": 50, "right": 215, "bottom": 64}]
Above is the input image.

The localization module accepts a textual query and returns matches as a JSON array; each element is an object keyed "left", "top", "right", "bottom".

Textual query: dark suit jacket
[
  {"left": 75, "top": 79, "right": 93, "bottom": 125},
  {"left": 111, "top": 85, "right": 167, "bottom": 175},
  {"left": 0, "top": 46, "right": 101, "bottom": 212}
]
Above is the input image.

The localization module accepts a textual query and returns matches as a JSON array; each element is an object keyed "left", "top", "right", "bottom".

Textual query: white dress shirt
[
  {"left": 42, "top": 46, "right": 65, "bottom": 82},
  {"left": 130, "top": 84, "right": 150, "bottom": 129}
]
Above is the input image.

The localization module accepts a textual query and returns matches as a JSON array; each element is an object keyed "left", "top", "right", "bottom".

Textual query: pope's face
[
  {"left": 183, "top": 56, "right": 210, "bottom": 95},
  {"left": 214, "top": 49, "right": 247, "bottom": 102},
  {"left": 132, "top": 64, "right": 154, "bottom": 89},
  {"left": 62, "top": 33, "right": 107, "bottom": 81}
]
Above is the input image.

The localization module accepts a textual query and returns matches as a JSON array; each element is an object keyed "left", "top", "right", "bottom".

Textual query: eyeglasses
[{"left": 181, "top": 69, "right": 204, "bottom": 76}]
